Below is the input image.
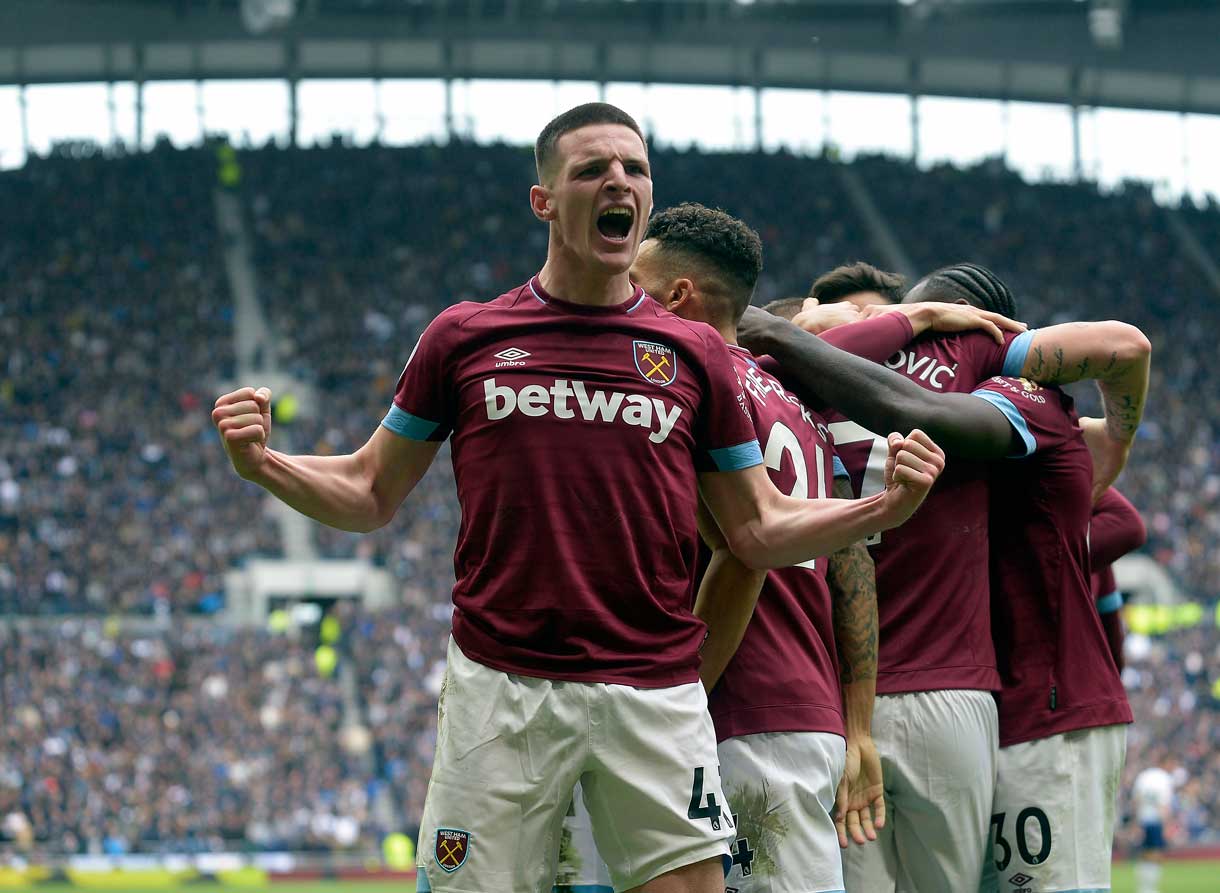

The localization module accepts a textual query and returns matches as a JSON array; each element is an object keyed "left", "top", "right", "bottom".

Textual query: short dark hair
[
  {"left": 535, "top": 102, "right": 647, "bottom": 182},
  {"left": 762, "top": 297, "right": 806, "bottom": 321},
  {"left": 644, "top": 203, "right": 763, "bottom": 324},
  {"left": 915, "top": 262, "right": 1018, "bottom": 318},
  {"left": 808, "top": 262, "right": 905, "bottom": 304}
]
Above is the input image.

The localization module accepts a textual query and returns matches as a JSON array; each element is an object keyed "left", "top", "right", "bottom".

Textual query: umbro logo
[
  {"left": 494, "top": 347, "right": 530, "bottom": 368},
  {"left": 1008, "top": 872, "right": 1034, "bottom": 891}
]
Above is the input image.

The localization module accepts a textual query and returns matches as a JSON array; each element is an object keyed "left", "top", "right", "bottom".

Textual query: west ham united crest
[
  {"left": 435, "top": 828, "right": 470, "bottom": 872},
  {"left": 633, "top": 340, "right": 678, "bottom": 387}
]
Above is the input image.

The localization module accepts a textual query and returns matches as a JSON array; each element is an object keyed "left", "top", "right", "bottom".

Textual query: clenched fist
[
  {"left": 212, "top": 386, "right": 272, "bottom": 480},
  {"left": 878, "top": 428, "right": 945, "bottom": 529}
]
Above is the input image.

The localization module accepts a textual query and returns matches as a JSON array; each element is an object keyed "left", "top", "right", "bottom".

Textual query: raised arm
[
  {"left": 699, "top": 430, "right": 945, "bottom": 570},
  {"left": 691, "top": 499, "right": 768, "bottom": 692},
  {"left": 1018, "top": 322, "right": 1151, "bottom": 493},
  {"left": 738, "top": 308, "right": 1020, "bottom": 459},
  {"left": 825, "top": 476, "right": 884, "bottom": 847},
  {"left": 213, "top": 386, "right": 439, "bottom": 532}
]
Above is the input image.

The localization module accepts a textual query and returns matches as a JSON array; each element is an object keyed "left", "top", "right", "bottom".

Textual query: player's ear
[
  {"left": 530, "top": 184, "right": 556, "bottom": 222},
  {"left": 666, "top": 278, "right": 696, "bottom": 313}
]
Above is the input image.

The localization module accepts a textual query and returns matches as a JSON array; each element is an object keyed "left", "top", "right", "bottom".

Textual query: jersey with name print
[
  {"left": 707, "top": 345, "right": 847, "bottom": 742},
  {"left": 384, "top": 277, "right": 762, "bottom": 687},
  {"left": 820, "top": 326, "right": 1032, "bottom": 695},
  {"left": 973, "top": 376, "right": 1133, "bottom": 746}
]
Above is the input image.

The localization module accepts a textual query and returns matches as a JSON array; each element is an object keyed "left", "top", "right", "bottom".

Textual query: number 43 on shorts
[{"left": 688, "top": 767, "right": 734, "bottom": 833}]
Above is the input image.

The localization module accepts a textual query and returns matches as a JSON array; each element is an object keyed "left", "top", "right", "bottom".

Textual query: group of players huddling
[{"left": 212, "top": 104, "right": 1152, "bottom": 893}]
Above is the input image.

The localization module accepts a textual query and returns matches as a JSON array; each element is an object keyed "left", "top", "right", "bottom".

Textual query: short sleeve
[
  {"left": 818, "top": 312, "right": 916, "bottom": 364},
  {"left": 969, "top": 376, "right": 1075, "bottom": 458},
  {"left": 1090, "top": 488, "right": 1146, "bottom": 567},
  {"left": 694, "top": 333, "right": 763, "bottom": 473},
  {"left": 381, "top": 307, "right": 461, "bottom": 442}
]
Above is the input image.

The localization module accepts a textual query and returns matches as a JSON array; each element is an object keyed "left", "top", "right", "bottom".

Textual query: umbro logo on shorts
[
  {"left": 1008, "top": 872, "right": 1034, "bottom": 891},
  {"left": 494, "top": 347, "right": 530, "bottom": 368}
]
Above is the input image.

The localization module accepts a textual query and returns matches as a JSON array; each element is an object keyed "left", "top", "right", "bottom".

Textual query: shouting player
[
  {"left": 736, "top": 264, "right": 1150, "bottom": 893},
  {"left": 212, "top": 103, "right": 945, "bottom": 893}
]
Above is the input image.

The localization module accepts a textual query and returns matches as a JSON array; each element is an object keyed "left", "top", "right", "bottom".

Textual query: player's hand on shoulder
[
  {"left": 879, "top": 428, "right": 945, "bottom": 527},
  {"left": 212, "top": 386, "right": 273, "bottom": 480},
  {"left": 1078, "top": 415, "right": 1132, "bottom": 503},
  {"left": 791, "top": 297, "right": 860, "bottom": 335},
  {"left": 878, "top": 301, "right": 1026, "bottom": 344}
]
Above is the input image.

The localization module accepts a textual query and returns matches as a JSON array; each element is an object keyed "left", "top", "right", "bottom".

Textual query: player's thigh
[
  {"left": 554, "top": 779, "right": 614, "bottom": 893},
  {"left": 417, "top": 638, "right": 583, "bottom": 893},
  {"left": 989, "top": 724, "right": 1127, "bottom": 893},
  {"left": 583, "top": 679, "right": 735, "bottom": 893},
  {"left": 718, "top": 731, "right": 847, "bottom": 893},
  {"left": 889, "top": 689, "right": 998, "bottom": 893}
]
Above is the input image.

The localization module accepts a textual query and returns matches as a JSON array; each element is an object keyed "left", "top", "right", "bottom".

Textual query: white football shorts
[
  {"left": 416, "top": 638, "right": 735, "bottom": 893},
  {"left": 980, "top": 724, "right": 1127, "bottom": 893},
  {"left": 718, "top": 731, "right": 847, "bottom": 893},
  {"left": 841, "top": 688, "right": 998, "bottom": 893}
]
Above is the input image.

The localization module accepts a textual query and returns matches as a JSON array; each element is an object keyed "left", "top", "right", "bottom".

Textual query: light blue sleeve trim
[
  {"left": 381, "top": 404, "right": 440, "bottom": 440},
  {"left": 970, "top": 389, "right": 1037, "bottom": 457},
  {"left": 708, "top": 440, "right": 764, "bottom": 472},
  {"left": 833, "top": 455, "right": 849, "bottom": 479},
  {"left": 416, "top": 869, "right": 432, "bottom": 892},
  {"left": 1097, "top": 591, "right": 1123, "bottom": 614},
  {"left": 1002, "top": 328, "right": 1036, "bottom": 377}
]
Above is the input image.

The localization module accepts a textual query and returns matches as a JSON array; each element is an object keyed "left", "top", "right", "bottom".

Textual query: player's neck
[
  {"left": 720, "top": 325, "right": 740, "bottom": 347},
  {"left": 538, "top": 248, "right": 636, "bottom": 307}
]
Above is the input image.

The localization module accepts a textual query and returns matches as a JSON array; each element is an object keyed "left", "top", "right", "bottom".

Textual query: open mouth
[{"left": 597, "top": 206, "right": 634, "bottom": 241}]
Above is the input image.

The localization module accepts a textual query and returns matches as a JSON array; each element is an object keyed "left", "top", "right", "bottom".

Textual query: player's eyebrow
[{"left": 568, "top": 153, "right": 650, "bottom": 174}]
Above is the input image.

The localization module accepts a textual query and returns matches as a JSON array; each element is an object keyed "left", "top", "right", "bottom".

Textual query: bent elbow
[
  {"left": 724, "top": 525, "right": 771, "bottom": 571},
  {"left": 1107, "top": 322, "right": 1152, "bottom": 364}
]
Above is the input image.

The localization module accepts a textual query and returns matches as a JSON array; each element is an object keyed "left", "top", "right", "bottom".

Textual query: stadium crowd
[
  {"left": 0, "top": 148, "right": 281, "bottom": 617},
  {"left": 1, "top": 140, "right": 1217, "bottom": 856}
]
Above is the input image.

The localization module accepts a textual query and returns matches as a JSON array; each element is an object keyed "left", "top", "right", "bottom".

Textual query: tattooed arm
[
  {"left": 826, "top": 476, "right": 885, "bottom": 847},
  {"left": 1020, "top": 321, "right": 1152, "bottom": 497}
]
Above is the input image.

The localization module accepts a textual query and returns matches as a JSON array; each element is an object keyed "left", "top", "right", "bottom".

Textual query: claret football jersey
[
  {"left": 707, "top": 345, "right": 849, "bottom": 742},
  {"left": 819, "top": 326, "right": 1034, "bottom": 694},
  {"left": 384, "top": 277, "right": 762, "bottom": 687},
  {"left": 973, "top": 376, "right": 1133, "bottom": 746}
]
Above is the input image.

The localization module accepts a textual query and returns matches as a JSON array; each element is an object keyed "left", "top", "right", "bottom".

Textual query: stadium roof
[{"left": 1, "top": 0, "right": 1219, "bottom": 114}]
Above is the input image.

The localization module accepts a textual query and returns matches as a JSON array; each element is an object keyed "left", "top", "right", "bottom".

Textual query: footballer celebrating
[{"left": 212, "top": 103, "right": 946, "bottom": 893}]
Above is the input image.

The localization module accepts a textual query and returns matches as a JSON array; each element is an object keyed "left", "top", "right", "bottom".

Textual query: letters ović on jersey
[{"left": 483, "top": 378, "right": 682, "bottom": 445}]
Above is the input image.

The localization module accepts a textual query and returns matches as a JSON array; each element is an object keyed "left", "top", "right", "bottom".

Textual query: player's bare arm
[
  {"left": 698, "top": 430, "right": 944, "bottom": 570},
  {"left": 825, "top": 476, "right": 885, "bottom": 849},
  {"left": 736, "top": 308, "right": 1022, "bottom": 458},
  {"left": 691, "top": 499, "right": 768, "bottom": 693},
  {"left": 859, "top": 300, "right": 1027, "bottom": 344},
  {"left": 1017, "top": 321, "right": 1151, "bottom": 496},
  {"left": 213, "top": 386, "right": 439, "bottom": 532}
]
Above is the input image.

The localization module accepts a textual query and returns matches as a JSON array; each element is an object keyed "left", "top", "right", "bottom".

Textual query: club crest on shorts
[
  {"left": 634, "top": 340, "right": 678, "bottom": 387},
  {"left": 435, "top": 828, "right": 470, "bottom": 872}
]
